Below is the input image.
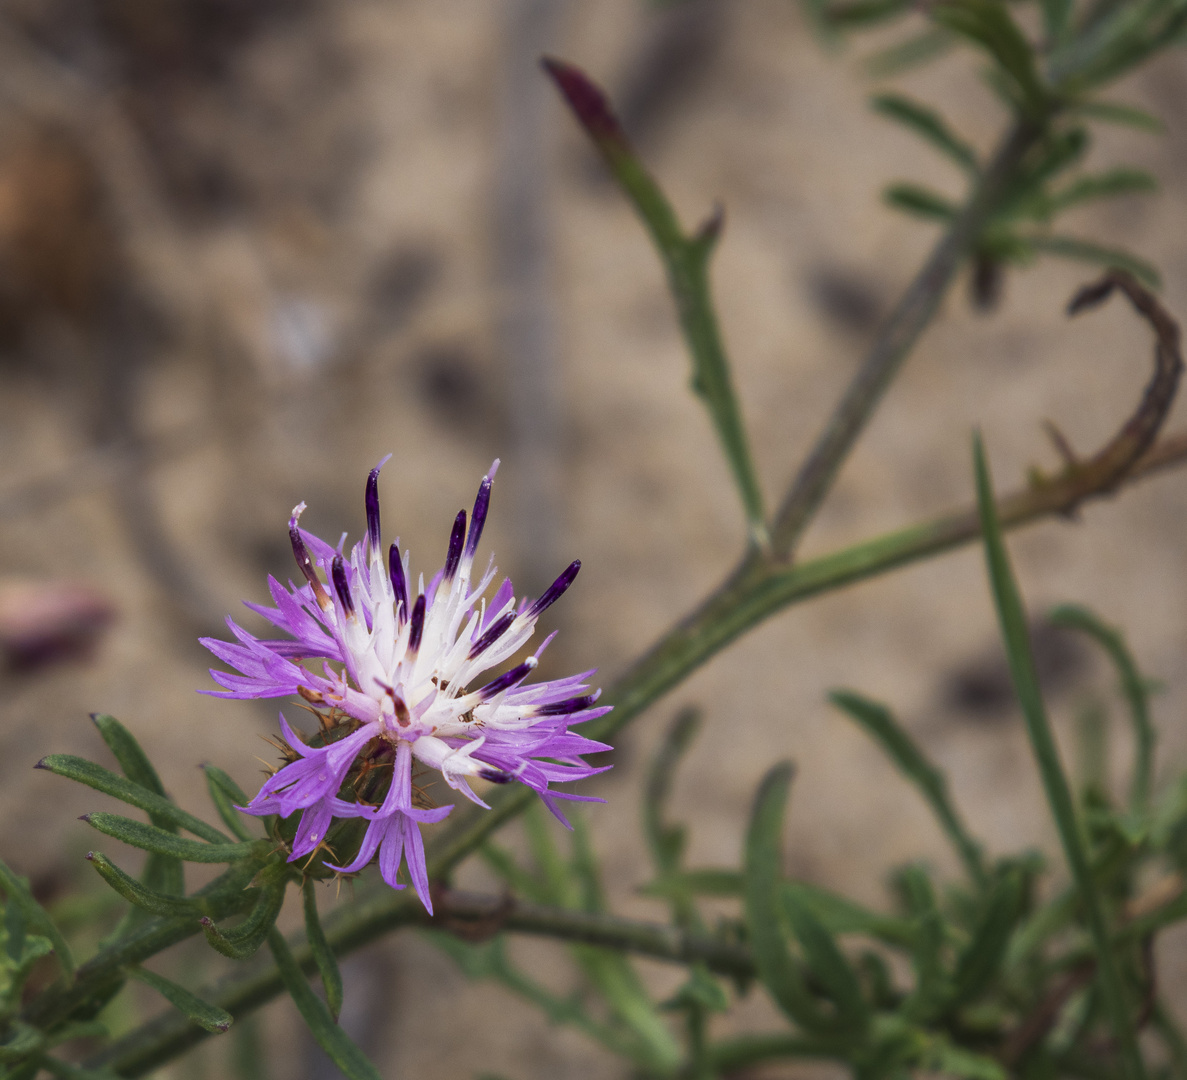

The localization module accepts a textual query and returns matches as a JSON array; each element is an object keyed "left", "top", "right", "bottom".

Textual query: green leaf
[
  {"left": 1039, "top": 0, "right": 1074, "bottom": 43},
  {"left": 744, "top": 764, "right": 832, "bottom": 1031},
  {"left": 1072, "top": 100, "right": 1164, "bottom": 133},
  {"left": 781, "top": 888, "right": 869, "bottom": 1032},
  {"left": 830, "top": 690, "right": 986, "bottom": 888},
  {"left": 1023, "top": 234, "right": 1161, "bottom": 289},
  {"left": 643, "top": 707, "right": 700, "bottom": 878},
  {"left": 871, "top": 94, "right": 978, "bottom": 173},
  {"left": 82, "top": 813, "right": 261, "bottom": 863},
  {"left": 268, "top": 928, "right": 382, "bottom": 1080},
  {"left": 1049, "top": 604, "right": 1156, "bottom": 812},
  {"left": 202, "top": 765, "right": 256, "bottom": 842},
  {"left": 303, "top": 880, "right": 343, "bottom": 1023},
  {"left": 39, "top": 756, "right": 231, "bottom": 844},
  {"left": 128, "top": 966, "right": 233, "bottom": 1033},
  {"left": 949, "top": 868, "right": 1026, "bottom": 1006},
  {"left": 33, "top": 1057, "right": 121, "bottom": 1080},
  {"left": 85, "top": 852, "right": 208, "bottom": 918},
  {"left": 973, "top": 434, "right": 1146, "bottom": 1080},
  {"left": 90, "top": 715, "right": 166, "bottom": 798},
  {"left": 893, "top": 865, "right": 947, "bottom": 1021},
  {"left": 864, "top": 28, "right": 956, "bottom": 77},
  {"left": 932, "top": 0, "right": 1048, "bottom": 118},
  {"left": 0, "top": 859, "right": 75, "bottom": 977},
  {"left": 783, "top": 881, "right": 916, "bottom": 948},
  {"left": 923, "top": 1037, "right": 1007, "bottom": 1080},
  {"left": 883, "top": 183, "right": 957, "bottom": 221},
  {"left": 202, "top": 883, "right": 286, "bottom": 960},
  {"left": 1048, "top": 168, "right": 1158, "bottom": 213}
]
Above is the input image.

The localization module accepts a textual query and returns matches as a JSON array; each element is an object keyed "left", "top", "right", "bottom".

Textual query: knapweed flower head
[{"left": 202, "top": 458, "right": 611, "bottom": 912}]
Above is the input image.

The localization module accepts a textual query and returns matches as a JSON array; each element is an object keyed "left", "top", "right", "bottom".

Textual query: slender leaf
[
  {"left": 1046, "top": 168, "right": 1157, "bottom": 214},
  {"left": 82, "top": 813, "right": 261, "bottom": 863},
  {"left": 1024, "top": 234, "right": 1161, "bottom": 288},
  {"left": 973, "top": 434, "right": 1146, "bottom": 1080},
  {"left": 39, "top": 757, "right": 231, "bottom": 844},
  {"left": 268, "top": 928, "right": 382, "bottom": 1080},
  {"left": 781, "top": 888, "right": 869, "bottom": 1032},
  {"left": 1072, "top": 100, "right": 1164, "bottom": 133},
  {"left": 303, "top": 880, "right": 343, "bottom": 1022},
  {"left": 85, "top": 853, "right": 208, "bottom": 918},
  {"left": 884, "top": 183, "right": 957, "bottom": 220},
  {"left": 865, "top": 28, "right": 956, "bottom": 76},
  {"left": 91, "top": 715, "right": 166, "bottom": 798},
  {"left": 0, "top": 859, "right": 74, "bottom": 977},
  {"left": 643, "top": 707, "right": 701, "bottom": 877},
  {"left": 128, "top": 967, "right": 233, "bottom": 1033},
  {"left": 872, "top": 94, "right": 978, "bottom": 173},
  {"left": 1049, "top": 604, "right": 1156, "bottom": 812},
  {"left": 831, "top": 689, "right": 986, "bottom": 888},
  {"left": 201, "top": 883, "right": 286, "bottom": 960},
  {"left": 202, "top": 765, "right": 255, "bottom": 842},
  {"left": 949, "top": 868, "right": 1025, "bottom": 1006},
  {"left": 744, "top": 764, "right": 832, "bottom": 1030},
  {"left": 895, "top": 865, "right": 947, "bottom": 1021}
]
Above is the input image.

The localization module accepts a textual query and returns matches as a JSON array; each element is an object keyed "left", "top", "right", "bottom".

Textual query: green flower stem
[
  {"left": 767, "top": 118, "right": 1041, "bottom": 559},
  {"left": 83, "top": 428, "right": 1187, "bottom": 1078}
]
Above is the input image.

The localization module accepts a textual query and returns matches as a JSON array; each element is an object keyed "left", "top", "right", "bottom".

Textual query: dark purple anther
[
  {"left": 479, "top": 768, "right": 512, "bottom": 784},
  {"left": 465, "top": 476, "right": 492, "bottom": 560},
  {"left": 365, "top": 466, "right": 382, "bottom": 553},
  {"left": 527, "top": 560, "right": 581, "bottom": 619},
  {"left": 388, "top": 543, "right": 408, "bottom": 621},
  {"left": 290, "top": 516, "right": 331, "bottom": 609},
  {"left": 408, "top": 593, "right": 426, "bottom": 653},
  {"left": 468, "top": 611, "right": 515, "bottom": 659},
  {"left": 331, "top": 556, "right": 355, "bottom": 616},
  {"left": 443, "top": 510, "right": 466, "bottom": 581},
  {"left": 535, "top": 693, "right": 599, "bottom": 717},
  {"left": 478, "top": 659, "right": 535, "bottom": 700}
]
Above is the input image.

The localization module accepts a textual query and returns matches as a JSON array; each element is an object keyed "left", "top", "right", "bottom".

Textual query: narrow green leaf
[
  {"left": 883, "top": 183, "right": 957, "bottom": 221},
  {"left": 871, "top": 94, "right": 978, "bottom": 173},
  {"left": 1049, "top": 604, "right": 1156, "bottom": 813},
  {"left": 818, "top": 0, "right": 915, "bottom": 29},
  {"left": 0, "top": 859, "right": 75, "bottom": 977},
  {"left": 784, "top": 881, "right": 916, "bottom": 948},
  {"left": 0, "top": 1021, "right": 43, "bottom": 1062},
  {"left": 1024, "top": 234, "right": 1161, "bottom": 289},
  {"left": 973, "top": 434, "right": 1146, "bottom": 1080},
  {"left": 949, "top": 868, "right": 1026, "bottom": 1006},
  {"left": 781, "top": 888, "right": 869, "bottom": 1031},
  {"left": 524, "top": 803, "right": 573, "bottom": 906},
  {"left": 85, "top": 852, "right": 208, "bottom": 918},
  {"left": 1072, "top": 100, "right": 1164, "bottom": 133},
  {"left": 303, "top": 880, "right": 343, "bottom": 1022},
  {"left": 1047, "top": 168, "right": 1158, "bottom": 214},
  {"left": 39, "top": 757, "right": 231, "bottom": 844},
  {"left": 268, "top": 928, "right": 382, "bottom": 1080},
  {"left": 91, "top": 715, "right": 166, "bottom": 798},
  {"left": 202, "top": 883, "right": 286, "bottom": 960},
  {"left": 544, "top": 58, "right": 767, "bottom": 544},
  {"left": 864, "top": 28, "right": 955, "bottom": 77},
  {"left": 1039, "top": 0, "right": 1073, "bottom": 42},
  {"left": 830, "top": 690, "right": 986, "bottom": 888},
  {"left": 744, "top": 764, "right": 832, "bottom": 1031},
  {"left": 932, "top": 1, "right": 1048, "bottom": 118},
  {"left": 643, "top": 707, "right": 700, "bottom": 878},
  {"left": 479, "top": 842, "right": 539, "bottom": 898},
  {"left": 923, "top": 1038, "right": 1007, "bottom": 1080},
  {"left": 82, "top": 813, "right": 260, "bottom": 863},
  {"left": 894, "top": 865, "right": 947, "bottom": 1021},
  {"left": 202, "top": 765, "right": 255, "bottom": 842},
  {"left": 128, "top": 967, "right": 233, "bottom": 1033},
  {"left": 230, "top": 1015, "right": 269, "bottom": 1080}
]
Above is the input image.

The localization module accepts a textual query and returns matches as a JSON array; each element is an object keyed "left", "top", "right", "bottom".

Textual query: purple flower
[{"left": 203, "top": 459, "right": 610, "bottom": 913}]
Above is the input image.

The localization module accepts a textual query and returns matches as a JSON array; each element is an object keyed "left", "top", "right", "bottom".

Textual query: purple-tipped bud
[
  {"left": 468, "top": 611, "right": 516, "bottom": 659},
  {"left": 331, "top": 556, "right": 355, "bottom": 617},
  {"left": 408, "top": 594, "right": 426, "bottom": 653},
  {"left": 365, "top": 467, "right": 382, "bottom": 554},
  {"left": 478, "top": 657, "right": 537, "bottom": 700},
  {"left": 465, "top": 476, "right": 492, "bottom": 560},
  {"left": 535, "top": 692, "right": 599, "bottom": 717},
  {"left": 290, "top": 508, "right": 332, "bottom": 610},
  {"left": 389, "top": 544, "right": 408, "bottom": 620},
  {"left": 527, "top": 560, "right": 581, "bottom": 619},
  {"left": 443, "top": 511, "right": 466, "bottom": 581}
]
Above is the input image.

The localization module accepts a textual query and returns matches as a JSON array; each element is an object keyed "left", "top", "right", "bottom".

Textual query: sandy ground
[{"left": 2, "top": 2, "right": 1187, "bottom": 1077}]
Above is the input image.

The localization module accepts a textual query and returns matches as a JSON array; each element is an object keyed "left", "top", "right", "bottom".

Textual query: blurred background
[{"left": 2, "top": 0, "right": 1187, "bottom": 1076}]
